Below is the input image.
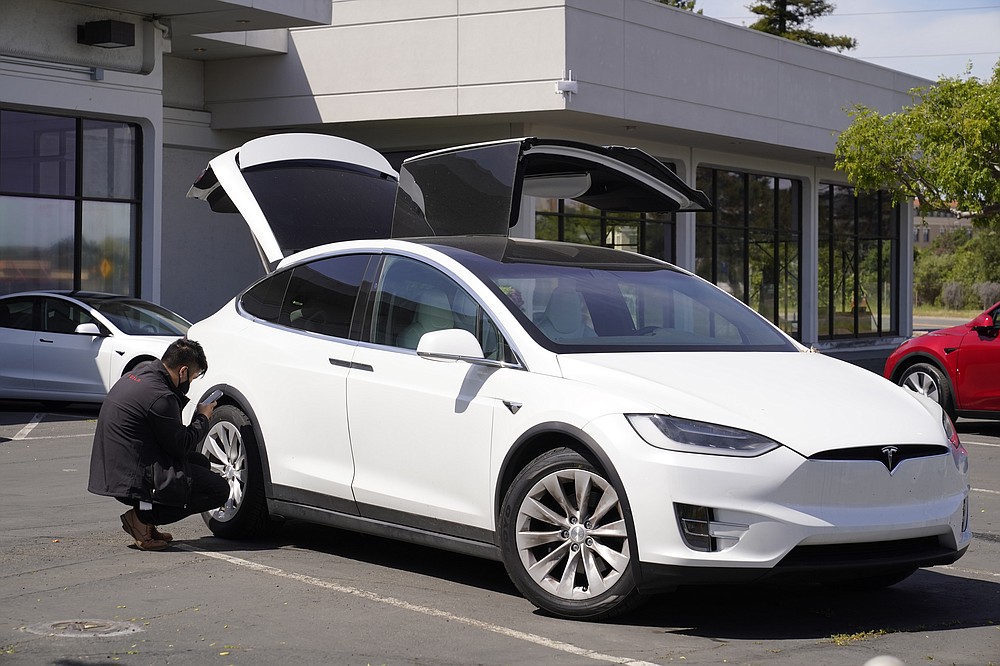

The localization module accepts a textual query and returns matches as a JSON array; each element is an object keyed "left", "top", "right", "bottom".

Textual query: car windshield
[
  {"left": 84, "top": 298, "right": 191, "bottom": 336},
  {"left": 438, "top": 240, "right": 796, "bottom": 353}
]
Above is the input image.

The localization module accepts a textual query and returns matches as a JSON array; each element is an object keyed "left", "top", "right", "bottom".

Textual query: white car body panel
[
  {"left": 348, "top": 344, "right": 497, "bottom": 528},
  {"left": 191, "top": 311, "right": 358, "bottom": 504},
  {"left": 557, "top": 351, "right": 947, "bottom": 455},
  {"left": 0, "top": 326, "right": 35, "bottom": 393},
  {"left": 33, "top": 329, "right": 113, "bottom": 396}
]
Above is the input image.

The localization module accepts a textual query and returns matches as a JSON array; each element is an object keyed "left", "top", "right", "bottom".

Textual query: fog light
[
  {"left": 676, "top": 504, "right": 713, "bottom": 551},
  {"left": 676, "top": 503, "right": 750, "bottom": 552}
]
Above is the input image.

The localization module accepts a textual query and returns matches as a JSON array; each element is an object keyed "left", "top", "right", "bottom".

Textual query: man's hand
[{"left": 196, "top": 401, "right": 215, "bottom": 421}]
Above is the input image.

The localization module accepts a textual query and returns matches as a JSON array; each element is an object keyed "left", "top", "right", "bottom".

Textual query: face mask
[{"left": 178, "top": 368, "right": 191, "bottom": 395}]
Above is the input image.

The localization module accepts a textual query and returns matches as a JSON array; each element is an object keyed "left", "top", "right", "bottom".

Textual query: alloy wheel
[
  {"left": 902, "top": 369, "right": 940, "bottom": 402},
  {"left": 202, "top": 420, "right": 248, "bottom": 523},
  {"left": 514, "top": 468, "right": 630, "bottom": 600}
]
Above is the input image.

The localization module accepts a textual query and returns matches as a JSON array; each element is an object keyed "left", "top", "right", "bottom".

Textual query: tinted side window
[
  {"left": 372, "top": 255, "right": 514, "bottom": 361},
  {"left": 0, "top": 297, "right": 37, "bottom": 331},
  {"left": 280, "top": 255, "right": 371, "bottom": 339},
  {"left": 242, "top": 270, "right": 292, "bottom": 322},
  {"left": 43, "top": 298, "right": 97, "bottom": 334}
]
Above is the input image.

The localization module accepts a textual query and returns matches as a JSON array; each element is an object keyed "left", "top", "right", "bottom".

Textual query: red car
[{"left": 885, "top": 301, "right": 1000, "bottom": 419}]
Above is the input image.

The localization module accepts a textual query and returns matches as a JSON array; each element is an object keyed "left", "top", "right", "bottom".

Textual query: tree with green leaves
[
  {"left": 747, "top": 1, "right": 856, "bottom": 52},
  {"left": 835, "top": 61, "right": 1000, "bottom": 226},
  {"left": 653, "top": 0, "right": 701, "bottom": 13}
]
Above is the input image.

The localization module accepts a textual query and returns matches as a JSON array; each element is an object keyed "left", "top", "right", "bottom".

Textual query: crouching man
[{"left": 88, "top": 339, "right": 229, "bottom": 550}]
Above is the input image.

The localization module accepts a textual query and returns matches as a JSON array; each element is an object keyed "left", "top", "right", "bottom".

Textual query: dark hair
[{"left": 162, "top": 338, "right": 208, "bottom": 374}]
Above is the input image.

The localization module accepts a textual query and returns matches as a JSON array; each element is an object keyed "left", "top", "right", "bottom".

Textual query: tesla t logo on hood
[
  {"left": 881, "top": 446, "right": 899, "bottom": 473},
  {"left": 809, "top": 443, "right": 948, "bottom": 473}
]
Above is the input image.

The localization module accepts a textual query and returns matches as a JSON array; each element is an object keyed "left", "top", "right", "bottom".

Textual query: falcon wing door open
[
  {"left": 391, "top": 137, "right": 712, "bottom": 238},
  {"left": 187, "top": 133, "right": 399, "bottom": 272}
]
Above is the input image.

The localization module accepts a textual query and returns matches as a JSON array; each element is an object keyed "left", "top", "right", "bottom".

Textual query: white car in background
[
  {"left": 183, "top": 134, "right": 971, "bottom": 620},
  {"left": 0, "top": 291, "right": 190, "bottom": 405}
]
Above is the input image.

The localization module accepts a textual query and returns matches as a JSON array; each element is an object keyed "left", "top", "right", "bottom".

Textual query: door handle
[
  {"left": 329, "top": 358, "right": 374, "bottom": 372},
  {"left": 39, "top": 338, "right": 54, "bottom": 343}
]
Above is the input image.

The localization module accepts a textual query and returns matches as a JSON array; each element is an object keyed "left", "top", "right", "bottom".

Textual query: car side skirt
[{"left": 268, "top": 491, "right": 501, "bottom": 562}]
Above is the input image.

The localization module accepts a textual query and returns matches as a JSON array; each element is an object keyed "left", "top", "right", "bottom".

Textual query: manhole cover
[{"left": 24, "top": 619, "right": 143, "bottom": 638}]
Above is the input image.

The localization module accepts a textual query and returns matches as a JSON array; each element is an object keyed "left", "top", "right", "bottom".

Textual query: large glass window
[
  {"left": 818, "top": 184, "right": 899, "bottom": 338},
  {"left": 534, "top": 198, "right": 676, "bottom": 262},
  {"left": 695, "top": 167, "right": 802, "bottom": 339},
  {"left": 0, "top": 109, "right": 141, "bottom": 295}
]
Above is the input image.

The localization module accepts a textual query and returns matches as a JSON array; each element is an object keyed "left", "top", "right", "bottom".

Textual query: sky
[{"left": 696, "top": 0, "right": 1000, "bottom": 82}]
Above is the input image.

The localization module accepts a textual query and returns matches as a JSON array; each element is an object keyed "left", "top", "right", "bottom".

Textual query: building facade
[{"left": 0, "top": 0, "right": 930, "bottom": 369}]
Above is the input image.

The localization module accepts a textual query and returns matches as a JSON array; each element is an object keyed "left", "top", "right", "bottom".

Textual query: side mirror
[
  {"left": 74, "top": 322, "right": 103, "bottom": 336},
  {"left": 416, "top": 328, "right": 485, "bottom": 362},
  {"left": 969, "top": 313, "right": 994, "bottom": 331}
]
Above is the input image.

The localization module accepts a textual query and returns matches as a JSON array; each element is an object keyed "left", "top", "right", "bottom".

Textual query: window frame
[
  {"left": 0, "top": 109, "right": 142, "bottom": 296},
  {"left": 694, "top": 167, "right": 803, "bottom": 340},
  {"left": 817, "top": 183, "right": 900, "bottom": 339}
]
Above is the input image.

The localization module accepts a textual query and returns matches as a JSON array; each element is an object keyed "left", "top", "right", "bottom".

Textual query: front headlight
[
  {"left": 626, "top": 414, "right": 781, "bottom": 457},
  {"left": 943, "top": 411, "right": 968, "bottom": 473}
]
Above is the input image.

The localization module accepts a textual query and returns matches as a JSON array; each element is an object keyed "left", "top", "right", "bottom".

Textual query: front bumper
[{"left": 585, "top": 415, "right": 972, "bottom": 592}]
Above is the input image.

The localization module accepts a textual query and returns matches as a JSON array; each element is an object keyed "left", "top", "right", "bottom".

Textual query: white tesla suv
[{"left": 183, "top": 134, "right": 970, "bottom": 620}]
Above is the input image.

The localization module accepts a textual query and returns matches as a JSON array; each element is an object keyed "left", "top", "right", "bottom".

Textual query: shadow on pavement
[
  {"left": 176, "top": 521, "right": 999, "bottom": 638},
  {"left": 623, "top": 570, "right": 999, "bottom": 638},
  {"left": 180, "top": 520, "right": 519, "bottom": 597}
]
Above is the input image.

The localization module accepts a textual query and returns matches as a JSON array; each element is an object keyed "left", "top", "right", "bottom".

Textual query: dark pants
[{"left": 118, "top": 451, "right": 230, "bottom": 526}]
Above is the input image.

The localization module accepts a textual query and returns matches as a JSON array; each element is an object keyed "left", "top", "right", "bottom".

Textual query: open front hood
[
  {"left": 187, "top": 134, "right": 713, "bottom": 272},
  {"left": 559, "top": 351, "right": 947, "bottom": 457}
]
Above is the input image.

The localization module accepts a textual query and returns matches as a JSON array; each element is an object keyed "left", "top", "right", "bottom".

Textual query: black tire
[
  {"left": 898, "top": 362, "right": 954, "bottom": 416},
  {"left": 499, "top": 447, "right": 644, "bottom": 620},
  {"left": 199, "top": 404, "right": 272, "bottom": 539}
]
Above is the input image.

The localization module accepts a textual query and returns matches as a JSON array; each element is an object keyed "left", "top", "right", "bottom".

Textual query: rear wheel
[
  {"left": 499, "top": 447, "right": 643, "bottom": 620},
  {"left": 898, "top": 362, "right": 954, "bottom": 416},
  {"left": 200, "top": 404, "right": 272, "bottom": 538}
]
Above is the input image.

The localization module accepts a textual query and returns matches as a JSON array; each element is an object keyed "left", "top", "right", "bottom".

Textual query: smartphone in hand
[{"left": 200, "top": 389, "right": 223, "bottom": 406}]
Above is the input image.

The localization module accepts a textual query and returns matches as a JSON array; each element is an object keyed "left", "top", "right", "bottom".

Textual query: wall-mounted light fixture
[{"left": 77, "top": 20, "right": 135, "bottom": 48}]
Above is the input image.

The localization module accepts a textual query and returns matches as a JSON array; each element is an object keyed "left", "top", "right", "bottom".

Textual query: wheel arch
[
  {"left": 888, "top": 351, "right": 950, "bottom": 384},
  {"left": 197, "top": 384, "right": 275, "bottom": 499},
  {"left": 889, "top": 352, "right": 958, "bottom": 414},
  {"left": 122, "top": 355, "right": 157, "bottom": 375},
  {"left": 494, "top": 422, "right": 645, "bottom": 586}
]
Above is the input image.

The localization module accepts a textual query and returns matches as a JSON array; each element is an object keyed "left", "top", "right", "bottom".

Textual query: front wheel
[
  {"left": 898, "top": 362, "right": 954, "bottom": 416},
  {"left": 200, "top": 404, "right": 272, "bottom": 539},
  {"left": 499, "top": 447, "right": 643, "bottom": 620}
]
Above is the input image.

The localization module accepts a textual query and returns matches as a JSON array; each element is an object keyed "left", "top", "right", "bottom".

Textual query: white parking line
[
  {"left": 180, "top": 546, "right": 660, "bottom": 666},
  {"left": 13, "top": 413, "right": 44, "bottom": 440},
  {"left": 939, "top": 564, "right": 1000, "bottom": 580},
  {"left": 963, "top": 440, "right": 1000, "bottom": 448},
  {"left": 8, "top": 433, "right": 93, "bottom": 442},
  {"left": 972, "top": 487, "right": 999, "bottom": 495}
]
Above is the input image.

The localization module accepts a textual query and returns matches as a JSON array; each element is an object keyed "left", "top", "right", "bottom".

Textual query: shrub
[
  {"left": 973, "top": 282, "right": 1000, "bottom": 309},
  {"left": 941, "top": 282, "right": 965, "bottom": 310}
]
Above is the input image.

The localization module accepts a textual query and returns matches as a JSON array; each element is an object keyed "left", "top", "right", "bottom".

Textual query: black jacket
[{"left": 88, "top": 360, "right": 210, "bottom": 503}]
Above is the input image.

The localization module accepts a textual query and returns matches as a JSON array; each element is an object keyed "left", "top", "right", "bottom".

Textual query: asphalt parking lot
[{"left": 1, "top": 400, "right": 998, "bottom": 665}]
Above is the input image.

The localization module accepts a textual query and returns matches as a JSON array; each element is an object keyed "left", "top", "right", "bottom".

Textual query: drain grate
[{"left": 24, "top": 619, "right": 143, "bottom": 638}]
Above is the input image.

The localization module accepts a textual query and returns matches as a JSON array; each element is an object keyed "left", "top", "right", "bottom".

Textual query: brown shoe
[
  {"left": 151, "top": 527, "right": 173, "bottom": 542},
  {"left": 120, "top": 509, "right": 170, "bottom": 551}
]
